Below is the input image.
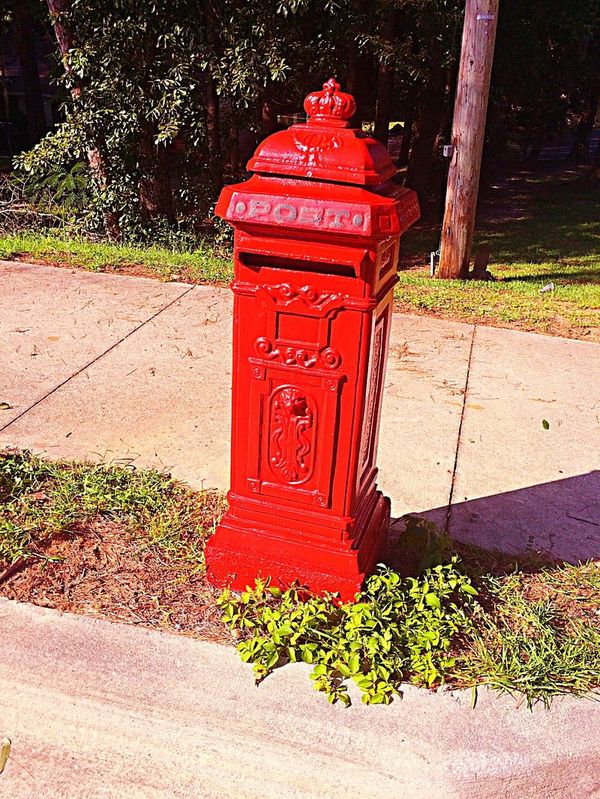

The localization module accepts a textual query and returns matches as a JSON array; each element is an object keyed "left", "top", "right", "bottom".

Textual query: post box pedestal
[{"left": 206, "top": 79, "right": 420, "bottom": 600}]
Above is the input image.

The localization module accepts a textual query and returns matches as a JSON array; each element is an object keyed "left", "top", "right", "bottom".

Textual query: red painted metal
[{"left": 205, "top": 78, "right": 420, "bottom": 600}]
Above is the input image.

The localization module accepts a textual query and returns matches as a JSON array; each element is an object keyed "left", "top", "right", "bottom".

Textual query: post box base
[{"left": 205, "top": 492, "right": 390, "bottom": 601}]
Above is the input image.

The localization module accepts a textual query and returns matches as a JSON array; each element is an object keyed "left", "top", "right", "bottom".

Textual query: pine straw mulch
[
  {"left": 2, "top": 493, "right": 598, "bottom": 645},
  {"left": 0, "top": 516, "right": 232, "bottom": 644}
]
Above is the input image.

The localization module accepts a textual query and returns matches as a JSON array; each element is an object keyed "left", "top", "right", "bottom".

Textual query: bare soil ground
[{"left": 0, "top": 517, "right": 231, "bottom": 643}]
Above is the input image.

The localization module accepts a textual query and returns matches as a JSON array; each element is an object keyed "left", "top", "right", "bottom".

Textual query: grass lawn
[
  {"left": 0, "top": 170, "right": 598, "bottom": 340},
  {"left": 397, "top": 173, "right": 600, "bottom": 340},
  {"left": 1, "top": 450, "right": 598, "bottom": 708},
  {"left": 0, "top": 230, "right": 232, "bottom": 283}
]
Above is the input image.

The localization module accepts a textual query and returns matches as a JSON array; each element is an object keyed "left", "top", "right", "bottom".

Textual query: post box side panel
[
  {"left": 228, "top": 291, "right": 255, "bottom": 491},
  {"left": 329, "top": 306, "right": 374, "bottom": 520},
  {"left": 356, "top": 292, "right": 394, "bottom": 498}
]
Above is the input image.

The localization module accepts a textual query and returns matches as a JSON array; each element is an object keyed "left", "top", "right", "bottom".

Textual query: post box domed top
[{"left": 247, "top": 78, "right": 397, "bottom": 186}]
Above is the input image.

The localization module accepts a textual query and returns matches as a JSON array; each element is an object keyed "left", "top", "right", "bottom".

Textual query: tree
[
  {"left": 44, "top": 0, "right": 121, "bottom": 239},
  {"left": 487, "top": 0, "right": 600, "bottom": 160},
  {"left": 17, "top": 0, "right": 349, "bottom": 237},
  {"left": 11, "top": 0, "right": 599, "bottom": 241},
  {"left": 13, "top": 2, "right": 46, "bottom": 146}
]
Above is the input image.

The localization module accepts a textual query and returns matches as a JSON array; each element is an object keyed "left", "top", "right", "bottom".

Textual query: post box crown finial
[{"left": 303, "top": 78, "right": 356, "bottom": 126}]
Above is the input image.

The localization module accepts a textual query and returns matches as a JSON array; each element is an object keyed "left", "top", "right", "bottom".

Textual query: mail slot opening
[{"left": 239, "top": 252, "right": 356, "bottom": 277}]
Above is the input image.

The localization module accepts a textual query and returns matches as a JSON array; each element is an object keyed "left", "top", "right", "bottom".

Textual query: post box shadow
[{"left": 387, "top": 470, "right": 600, "bottom": 570}]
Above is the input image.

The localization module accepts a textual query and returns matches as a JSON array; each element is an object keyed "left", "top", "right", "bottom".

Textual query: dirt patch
[{"left": 0, "top": 518, "right": 231, "bottom": 644}]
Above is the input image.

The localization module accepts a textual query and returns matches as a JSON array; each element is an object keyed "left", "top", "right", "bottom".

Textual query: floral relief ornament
[
  {"left": 270, "top": 387, "right": 314, "bottom": 484},
  {"left": 261, "top": 283, "right": 343, "bottom": 312}
]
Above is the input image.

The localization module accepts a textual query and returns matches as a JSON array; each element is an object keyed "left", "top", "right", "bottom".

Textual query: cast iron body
[{"left": 206, "top": 79, "right": 420, "bottom": 599}]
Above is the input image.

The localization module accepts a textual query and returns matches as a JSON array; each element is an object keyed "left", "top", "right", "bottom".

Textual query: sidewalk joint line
[
  {"left": 0, "top": 284, "right": 195, "bottom": 435},
  {"left": 444, "top": 323, "right": 477, "bottom": 533}
]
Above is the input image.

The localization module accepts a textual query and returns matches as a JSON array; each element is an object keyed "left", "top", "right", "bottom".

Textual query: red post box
[{"left": 206, "top": 78, "right": 420, "bottom": 600}]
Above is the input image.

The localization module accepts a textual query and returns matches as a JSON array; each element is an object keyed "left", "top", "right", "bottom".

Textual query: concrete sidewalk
[
  {"left": 1, "top": 261, "right": 599, "bottom": 560},
  {"left": 1, "top": 261, "right": 600, "bottom": 798}
]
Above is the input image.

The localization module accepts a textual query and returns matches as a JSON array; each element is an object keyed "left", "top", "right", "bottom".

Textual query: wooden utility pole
[{"left": 438, "top": 0, "right": 499, "bottom": 279}]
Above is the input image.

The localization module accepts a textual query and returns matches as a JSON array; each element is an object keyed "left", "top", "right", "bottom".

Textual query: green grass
[
  {"left": 397, "top": 176, "right": 600, "bottom": 337},
  {"left": 459, "top": 567, "right": 600, "bottom": 707},
  {"left": 0, "top": 230, "right": 232, "bottom": 283},
  {"left": 0, "top": 450, "right": 223, "bottom": 569}
]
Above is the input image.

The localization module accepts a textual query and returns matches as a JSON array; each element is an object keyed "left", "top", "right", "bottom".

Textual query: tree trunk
[
  {"left": 14, "top": 5, "right": 47, "bottom": 145},
  {"left": 398, "top": 112, "right": 413, "bottom": 166},
  {"left": 228, "top": 114, "right": 241, "bottom": 180},
  {"left": 438, "top": 0, "right": 499, "bottom": 280},
  {"left": 405, "top": 94, "right": 444, "bottom": 205},
  {"left": 206, "top": 75, "right": 223, "bottom": 195},
  {"left": 138, "top": 131, "right": 174, "bottom": 222},
  {"left": 346, "top": 39, "right": 359, "bottom": 97},
  {"left": 405, "top": 34, "right": 447, "bottom": 206},
  {"left": 373, "top": 6, "right": 395, "bottom": 146},
  {"left": 345, "top": 48, "right": 370, "bottom": 125},
  {"left": 86, "top": 148, "right": 122, "bottom": 240},
  {"left": 46, "top": 0, "right": 121, "bottom": 240}
]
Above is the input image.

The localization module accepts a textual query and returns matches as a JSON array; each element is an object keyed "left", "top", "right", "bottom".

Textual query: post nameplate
[{"left": 227, "top": 193, "right": 371, "bottom": 234}]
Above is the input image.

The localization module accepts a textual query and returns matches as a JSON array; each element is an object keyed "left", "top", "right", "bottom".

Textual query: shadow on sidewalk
[{"left": 389, "top": 470, "right": 600, "bottom": 566}]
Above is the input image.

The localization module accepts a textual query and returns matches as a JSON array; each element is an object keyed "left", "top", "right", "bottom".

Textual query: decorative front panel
[
  {"left": 246, "top": 367, "right": 341, "bottom": 508},
  {"left": 269, "top": 386, "right": 315, "bottom": 484}
]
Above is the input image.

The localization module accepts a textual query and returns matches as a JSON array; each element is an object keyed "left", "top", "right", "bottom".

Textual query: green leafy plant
[{"left": 217, "top": 559, "right": 478, "bottom": 707}]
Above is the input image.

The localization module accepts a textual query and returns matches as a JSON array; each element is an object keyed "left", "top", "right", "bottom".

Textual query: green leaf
[
  {"left": 337, "top": 662, "right": 351, "bottom": 678},
  {"left": 224, "top": 546, "right": 478, "bottom": 709},
  {"left": 425, "top": 593, "right": 441, "bottom": 609},
  {"left": 471, "top": 685, "right": 478, "bottom": 709},
  {"left": 348, "top": 653, "right": 361, "bottom": 674},
  {"left": 542, "top": 419, "right": 550, "bottom": 430}
]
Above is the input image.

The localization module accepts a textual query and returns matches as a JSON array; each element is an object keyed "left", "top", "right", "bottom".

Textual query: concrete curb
[{"left": 0, "top": 599, "right": 598, "bottom": 799}]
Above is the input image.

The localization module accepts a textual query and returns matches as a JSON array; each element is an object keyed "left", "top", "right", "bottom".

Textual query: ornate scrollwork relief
[
  {"left": 261, "top": 283, "right": 343, "bottom": 313},
  {"left": 359, "top": 320, "right": 385, "bottom": 468},
  {"left": 254, "top": 337, "right": 341, "bottom": 370}
]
